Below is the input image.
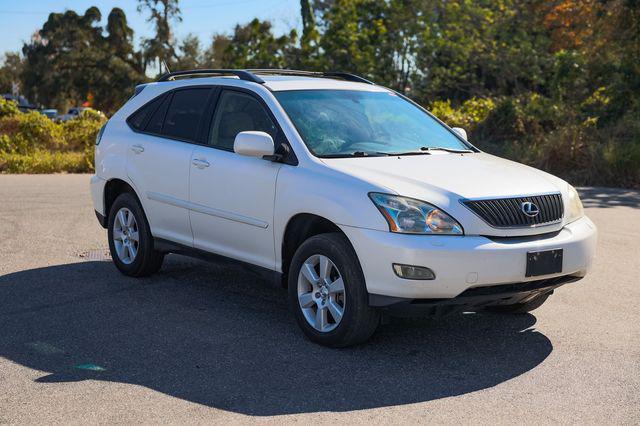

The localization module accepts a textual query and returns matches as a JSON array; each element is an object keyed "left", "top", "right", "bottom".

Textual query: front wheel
[{"left": 288, "top": 233, "right": 380, "bottom": 347}]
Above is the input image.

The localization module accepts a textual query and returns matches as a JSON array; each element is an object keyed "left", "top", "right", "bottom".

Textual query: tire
[
  {"left": 485, "top": 292, "right": 551, "bottom": 314},
  {"left": 107, "top": 192, "right": 164, "bottom": 277},
  {"left": 288, "top": 233, "right": 380, "bottom": 347}
]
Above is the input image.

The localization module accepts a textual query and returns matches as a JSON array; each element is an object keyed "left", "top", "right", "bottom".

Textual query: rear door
[
  {"left": 189, "top": 88, "right": 283, "bottom": 269},
  {"left": 126, "top": 87, "right": 214, "bottom": 246}
]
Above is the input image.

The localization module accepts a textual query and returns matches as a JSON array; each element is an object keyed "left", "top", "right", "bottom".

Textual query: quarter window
[
  {"left": 144, "top": 94, "right": 171, "bottom": 134},
  {"left": 209, "top": 90, "right": 277, "bottom": 150},
  {"left": 128, "top": 95, "right": 165, "bottom": 131}
]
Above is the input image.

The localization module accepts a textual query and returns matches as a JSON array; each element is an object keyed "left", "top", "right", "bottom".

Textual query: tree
[
  {"left": 318, "top": 0, "right": 422, "bottom": 91},
  {"left": 0, "top": 52, "right": 24, "bottom": 94},
  {"left": 202, "top": 34, "right": 232, "bottom": 68},
  {"left": 176, "top": 34, "right": 202, "bottom": 70},
  {"left": 222, "top": 19, "right": 297, "bottom": 69},
  {"left": 21, "top": 7, "right": 145, "bottom": 114},
  {"left": 137, "top": 0, "right": 182, "bottom": 74}
]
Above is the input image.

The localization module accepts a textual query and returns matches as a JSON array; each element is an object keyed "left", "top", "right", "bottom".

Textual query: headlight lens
[
  {"left": 567, "top": 185, "right": 584, "bottom": 224},
  {"left": 369, "top": 193, "right": 463, "bottom": 234}
]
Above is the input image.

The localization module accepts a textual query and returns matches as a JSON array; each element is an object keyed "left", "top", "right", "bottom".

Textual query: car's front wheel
[
  {"left": 108, "top": 192, "right": 164, "bottom": 277},
  {"left": 288, "top": 233, "right": 380, "bottom": 347}
]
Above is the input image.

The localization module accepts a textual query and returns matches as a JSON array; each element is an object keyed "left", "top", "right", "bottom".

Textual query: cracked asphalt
[{"left": 0, "top": 175, "right": 638, "bottom": 424}]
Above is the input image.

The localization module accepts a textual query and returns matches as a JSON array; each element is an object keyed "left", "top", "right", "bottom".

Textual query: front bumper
[{"left": 340, "top": 216, "right": 597, "bottom": 300}]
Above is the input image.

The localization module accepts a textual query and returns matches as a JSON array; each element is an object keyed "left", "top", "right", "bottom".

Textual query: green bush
[
  {"left": 0, "top": 98, "right": 20, "bottom": 118},
  {"left": 431, "top": 93, "right": 640, "bottom": 187},
  {"left": 0, "top": 150, "right": 90, "bottom": 173},
  {"left": 0, "top": 106, "right": 104, "bottom": 173},
  {"left": 430, "top": 97, "right": 496, "bottom": 130}
]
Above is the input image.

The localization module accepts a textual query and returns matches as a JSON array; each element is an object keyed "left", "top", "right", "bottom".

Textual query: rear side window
[
  {"left": 128, "top": 95, "right": 165, "bottom": 131},
  {"left": 162, "top": 88, "right": 211, "bottom": 141}
]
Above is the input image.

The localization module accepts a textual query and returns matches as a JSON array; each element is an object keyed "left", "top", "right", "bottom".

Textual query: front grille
[{"left": 463, "top": 193, "right": 564, "bottom": 228}]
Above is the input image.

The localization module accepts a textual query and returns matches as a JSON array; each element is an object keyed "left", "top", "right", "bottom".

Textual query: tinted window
[
  {"left": 209, "top": 90, "right": 277, "bottom": 150},
  {"left": 128, "top": 95, "right": 164, "bottom": 130},
  {"left": 163, "top": 88, "right": 211, "bottom": 141},
  {"left": 144, "top": 94, "right": 171, "bottom": 134}
]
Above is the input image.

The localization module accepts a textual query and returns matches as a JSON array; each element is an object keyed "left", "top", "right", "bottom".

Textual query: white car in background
[{"left": 90, "top": 69, "right": 597, "bottom": 347}]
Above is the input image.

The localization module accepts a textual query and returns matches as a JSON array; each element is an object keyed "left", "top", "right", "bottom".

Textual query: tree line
[{"left": 0, "top": 0, "right": 638, "bottom": 186}]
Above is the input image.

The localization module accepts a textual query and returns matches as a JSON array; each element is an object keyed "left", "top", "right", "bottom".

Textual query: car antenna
[{"left": 162, "top": 60, "right": 171, "bottom": 74}]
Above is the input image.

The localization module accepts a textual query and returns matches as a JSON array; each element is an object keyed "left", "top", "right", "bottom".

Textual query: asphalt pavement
[{"left": 0, "top": 175, "right": 638, "bottom": 424}]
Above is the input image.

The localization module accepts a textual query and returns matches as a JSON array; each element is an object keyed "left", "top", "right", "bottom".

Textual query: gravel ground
[{"left": 0, "top": 175, "right": 638, "bottom": 424}]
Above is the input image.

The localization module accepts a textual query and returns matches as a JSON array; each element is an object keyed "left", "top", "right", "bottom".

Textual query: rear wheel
[
  {"left": 108, "top": 192, "right": 164, "bottom": 277},
  {"left": 485, "top": 292, "right": 551, "bottom": 314},
  {"left": 288, "top": 233, "right": 380, "bottom": 347}
]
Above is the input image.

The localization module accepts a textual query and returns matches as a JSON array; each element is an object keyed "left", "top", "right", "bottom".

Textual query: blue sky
[{"left": 0, "top": 0, "right": 301, "bottom": 56}]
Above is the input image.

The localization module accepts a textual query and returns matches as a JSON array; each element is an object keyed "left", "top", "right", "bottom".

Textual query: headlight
[
  {"left": 369, "top": 193, "right": 463, "bottom": 235},
  {"left": 566, "top": 185, "right": 584, "bottom": 224}
]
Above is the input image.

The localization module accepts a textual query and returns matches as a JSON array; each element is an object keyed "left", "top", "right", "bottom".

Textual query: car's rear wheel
[
  {"left": 288, "top": 233, "right": 380, "bottom": 347},
  {"left": 108, "top": 192, "right": 164, "bottom": 277},
  {"left": 485, "top": 292, "right": 551, "bottom": 314}
]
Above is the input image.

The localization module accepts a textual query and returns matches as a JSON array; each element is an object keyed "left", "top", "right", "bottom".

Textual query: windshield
[{"left": 274, "top": 90, "right": 471, "bottom": 157}]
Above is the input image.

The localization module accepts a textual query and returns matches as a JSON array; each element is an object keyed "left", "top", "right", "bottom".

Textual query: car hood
[{"left": 321, "top": 152, "right": 569, "bottom": 236}]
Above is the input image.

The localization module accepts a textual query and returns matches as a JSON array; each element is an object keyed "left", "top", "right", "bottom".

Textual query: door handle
[
  {"left": 131, "top": 144, "right": 144, "bottom": 154},
  {"left": 192, "top": 158, "right": 210, "bottom": 169}
]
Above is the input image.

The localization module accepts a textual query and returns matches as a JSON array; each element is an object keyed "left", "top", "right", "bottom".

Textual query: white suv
[{"left": 90, "top": 69, "right": 597, "bottom": 347}]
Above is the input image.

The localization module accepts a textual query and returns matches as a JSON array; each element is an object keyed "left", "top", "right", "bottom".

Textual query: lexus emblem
[{"left": 521, "top": 201, "right": 540, "bottom": 217}]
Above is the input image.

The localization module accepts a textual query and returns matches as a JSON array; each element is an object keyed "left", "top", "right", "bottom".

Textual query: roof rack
[
  {"left": 157, "top": 69, "right": 265, "bottom": 84},
  {"left": 248, "top": 69, "right": 375, "bottom": 85},
  {"left": 156, "top": 69, "right": 375, "bottom": 85}
]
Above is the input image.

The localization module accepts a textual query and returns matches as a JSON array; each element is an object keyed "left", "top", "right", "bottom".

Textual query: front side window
[
  {"left": 273, "top": 90, "right": 470, "bottom": 157},
  {"left": 162, "top": 88, "right": 211, "bottom": 141},
  {"left": 209, "top": 90, "right": 278, "bottom": 150}
]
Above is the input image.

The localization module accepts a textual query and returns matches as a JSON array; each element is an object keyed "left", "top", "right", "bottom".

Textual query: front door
[{"left": 189, "top": 89, "right": 282, "bottom": 269}]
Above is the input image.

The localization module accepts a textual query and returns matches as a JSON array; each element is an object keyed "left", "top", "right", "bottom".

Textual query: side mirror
[
  {"left": 452, "top": 127, "right": 467, "bottom": 140},
  {"left": 234, "top": 131, "right": 275, "bottom": 158}
]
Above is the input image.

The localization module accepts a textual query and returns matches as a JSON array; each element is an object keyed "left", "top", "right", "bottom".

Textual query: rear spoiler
[{"left": 132, "top": 83, "right": 149, "bottom": 98}]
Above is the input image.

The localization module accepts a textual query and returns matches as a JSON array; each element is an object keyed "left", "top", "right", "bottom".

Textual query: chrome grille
[{"left": 463, "top": 193, "right": 564, "bottom": 228}]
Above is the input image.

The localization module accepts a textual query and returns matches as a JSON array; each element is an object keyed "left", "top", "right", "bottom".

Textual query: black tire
[
  {"left": 485, "top": 292, "right": 551, "bottom": 314},
  {"left": 107, "top": 192, "right": 164, "bottom": 277},
  {"left": 288, "top": 233, "right": 380, "bottom": 347}
]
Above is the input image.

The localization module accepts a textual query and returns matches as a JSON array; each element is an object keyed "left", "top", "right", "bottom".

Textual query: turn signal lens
[{"left": 567, "top": 185, "right": 584, "bottom": 224}]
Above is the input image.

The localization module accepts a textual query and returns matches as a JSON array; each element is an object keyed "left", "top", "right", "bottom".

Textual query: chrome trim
[{"left": 147, "top": 191, "right": 269, "bottom": 229}]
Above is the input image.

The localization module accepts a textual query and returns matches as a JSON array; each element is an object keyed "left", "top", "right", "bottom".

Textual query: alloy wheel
[
  {"left": 297, "top": 254, "right": 346, "bottom": 332},
  {"left": 112, "top": 207, "right": 139, "bottom": 265}
]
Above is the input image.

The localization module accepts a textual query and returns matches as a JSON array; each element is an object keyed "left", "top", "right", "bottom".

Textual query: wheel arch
[
  {"left": 104, "top": 178, "right": 144, "bottom": 221},
  {"left": 280, "top": 213, "right": 357, "bottom": 287}
]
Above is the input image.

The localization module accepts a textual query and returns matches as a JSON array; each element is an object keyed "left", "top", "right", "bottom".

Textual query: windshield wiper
[
  {"left": 320, "top": 151, "right": 390, "bottom": 158},
  {"left": 385, "top": 147, "right": 474, "bottom": 156},
  {"left": 420, "top": 146, "right": 474, "bottom": 153}
]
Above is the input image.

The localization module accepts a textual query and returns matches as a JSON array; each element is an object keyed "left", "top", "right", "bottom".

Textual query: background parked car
[
  {"left": 40, "top": 108, "right": 58, "bottom": 120},
  {"left": 58, "top": 107, "right": 87, "bottom": 122},
  {"left": 1, "top": 94, "right": 36, "bottom": 112}
]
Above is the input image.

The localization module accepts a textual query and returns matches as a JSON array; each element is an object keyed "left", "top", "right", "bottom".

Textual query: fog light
[{"left": 392, "top": 264, "right": 435, "bottom": 280}]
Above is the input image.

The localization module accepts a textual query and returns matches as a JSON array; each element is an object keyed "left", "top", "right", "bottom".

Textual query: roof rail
[
  {"left": 248, "top": 69, "right": 375, "bottom": 85},
  {"left": 157, "top": 69, "right": 265, "bottom": 84},
  {"left": 156, "top": 68, "right": 375, "bottom": 85}
]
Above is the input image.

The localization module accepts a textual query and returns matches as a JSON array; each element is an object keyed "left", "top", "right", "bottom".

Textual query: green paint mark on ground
[{"left": 74, "top": 363, "right": 106, "bottom": 372}]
